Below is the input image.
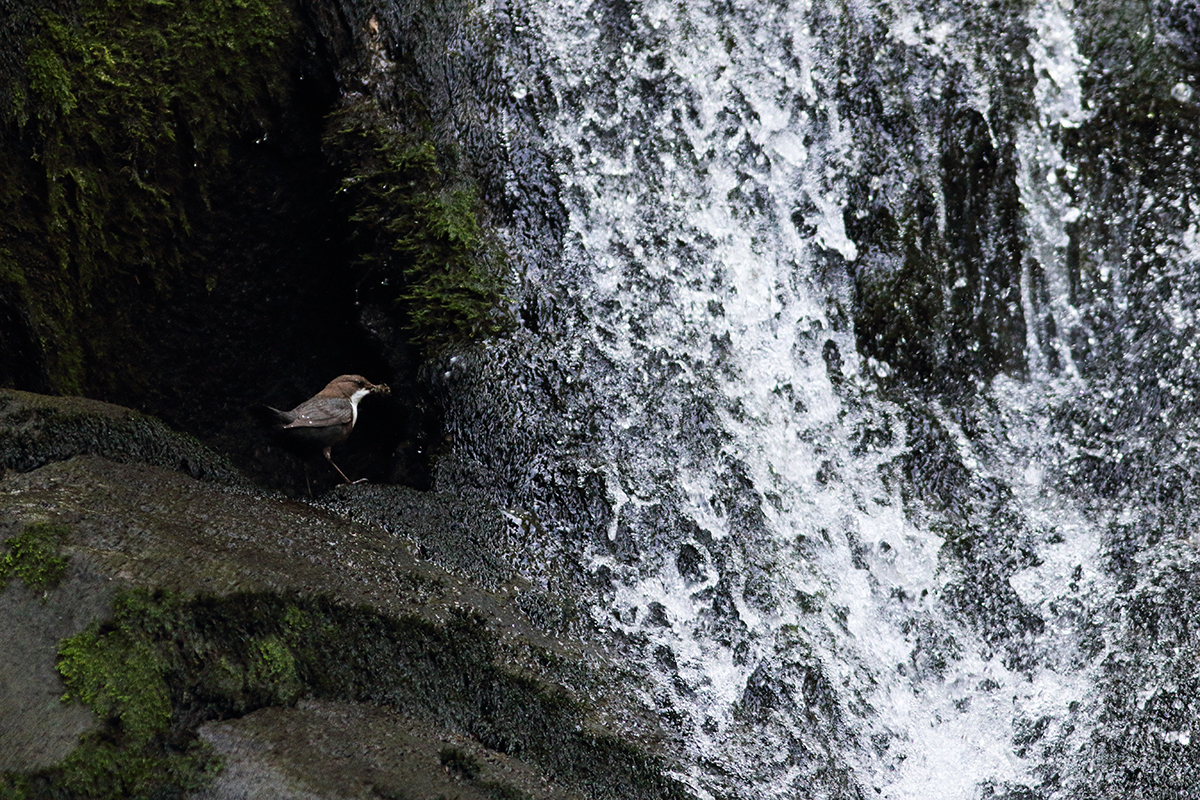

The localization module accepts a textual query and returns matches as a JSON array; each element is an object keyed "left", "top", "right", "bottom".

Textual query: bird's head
[{"left": 317, "top": 375, "right": 391, "bottom": 402}]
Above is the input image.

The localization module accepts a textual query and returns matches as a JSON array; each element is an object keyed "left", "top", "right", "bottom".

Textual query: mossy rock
[
  {"left": 0, "top": 0, "right": 513, "bottom": 406},
  {"left": 0, "top": 455, "right": 689, "bottom": 800},
  {"left": 0, "top": 521, "right": 71, "bottom": 593},
  {"left": 0, "top": 0, "right": 298, "bottom": 397},
  {"left": 0, "top": 388, "right": 248, "bottom": 486},
  {"left": 324, "top": 93, "right": 513, "bottom": 351}
]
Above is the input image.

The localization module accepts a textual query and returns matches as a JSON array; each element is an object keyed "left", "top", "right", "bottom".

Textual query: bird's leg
[{"left": 323, "top": 446, "right": 366, "bottom": 484}]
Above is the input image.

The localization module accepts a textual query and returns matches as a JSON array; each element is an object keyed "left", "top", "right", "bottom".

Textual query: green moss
[
  {"left": 57, "top": 595, "right": 173, "bottom": 745},
  {"left": 38, "top": 591, "right": 218, "bottom": 799},
  {"left": 0, "top": 521, "right": 71, "bottom": 592},
  {"left": 325, "top": 96, "right": 511, "bottom": 350},
  {"left": 248, "top": 635, "right": 303, "bottom": 705},
  {"left": 1, "top": 0, "right": 510, "bottom": 394},
  {"left": 3, "top": 588, "right": 687, "bottom": 799},
  {"left": 52, "top": 734, "right": 220, "bottom": 800},
  {"left": 12, "top": 0, "right": 292, "bottom": 283},
  {"left": 0, "top": 0, "right": 295, "bottom": 393}
]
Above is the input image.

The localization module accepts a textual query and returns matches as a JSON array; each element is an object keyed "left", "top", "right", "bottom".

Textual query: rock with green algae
[
  {"left": 0, "top": 520, "right": 72, "bottom": 593},
  {"left": 0, "top": 388, "right": 249, "bottom": 486},
  {"left": 0, "top": 453, "right": 690, "bottom": 800}
]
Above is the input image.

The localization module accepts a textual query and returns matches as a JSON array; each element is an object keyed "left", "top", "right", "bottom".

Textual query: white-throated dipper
[{"left": 254, "top": 374, "right": 390, "bottom": 484}]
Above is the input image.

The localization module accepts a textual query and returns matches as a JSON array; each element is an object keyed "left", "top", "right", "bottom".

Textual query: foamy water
[{"left": 437, "top": 0, "right": 1154, "bottom": 795}]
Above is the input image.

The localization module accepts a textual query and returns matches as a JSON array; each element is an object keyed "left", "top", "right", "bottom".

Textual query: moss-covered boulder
[
  {"left": 0, "top": 446, "right": 688, "bottom": 799},
  {"left": 0, "top": 388, "right": 248, "bottom": 486}
]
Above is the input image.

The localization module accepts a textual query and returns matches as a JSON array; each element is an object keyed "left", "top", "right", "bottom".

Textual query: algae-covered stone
[
  {"left": 0, "top": 388, "right": 249, "bottom": 486},
  {"left": 0, "top": 455, "right": 689, "bottom": 799}
]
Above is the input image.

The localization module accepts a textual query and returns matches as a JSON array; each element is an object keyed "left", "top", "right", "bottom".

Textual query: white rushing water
[{"left": 452, "top": 0, "right": 1145, "bottom": 795}]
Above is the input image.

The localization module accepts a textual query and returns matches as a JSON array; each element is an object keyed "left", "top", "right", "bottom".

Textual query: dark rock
[
  {"left": 0, "top": 388, "right": 249, "bottom": 487},
  {"left": 317, "top": 482, "right": 514, "bottom": 590}
]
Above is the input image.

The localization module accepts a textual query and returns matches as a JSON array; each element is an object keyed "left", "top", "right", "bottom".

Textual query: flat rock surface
[
  {"left": 0, "top": 574, "right": 104, "bottom": 771},
  {"left": 194, "top": 699, "right": 582, "bottom": 800},
  {"left": 0, "top": 454, "right": 527, "bottom": 627}
]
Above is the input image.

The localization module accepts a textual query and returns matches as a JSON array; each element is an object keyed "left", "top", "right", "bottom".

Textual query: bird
[{"left": 252, "top": 374, "right": 390, "bottom": 484}]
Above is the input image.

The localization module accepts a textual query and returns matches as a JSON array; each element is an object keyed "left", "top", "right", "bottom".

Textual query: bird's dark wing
[{"left": 280, "top": 397, "right": 353, "bottom": 429}]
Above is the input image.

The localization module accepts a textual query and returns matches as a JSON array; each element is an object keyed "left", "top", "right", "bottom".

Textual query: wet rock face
[
  {"left": 407, "top": 0, "right": 1200, "bottom": 794},
  {"left": 317, "top": 483, "right": 518, "bottom": 591},
  {"left": 843, "top": 78, "right": 1032, "bottom": 394}
]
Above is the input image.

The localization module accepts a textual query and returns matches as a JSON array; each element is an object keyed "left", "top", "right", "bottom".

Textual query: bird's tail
[{"left": 248, "top": 404, "right": 294, "bottom": 427}]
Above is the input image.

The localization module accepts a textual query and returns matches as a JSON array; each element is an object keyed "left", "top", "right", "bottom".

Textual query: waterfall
[{"left": 428, "top": 0, "right": 1200, "bottom": 796}]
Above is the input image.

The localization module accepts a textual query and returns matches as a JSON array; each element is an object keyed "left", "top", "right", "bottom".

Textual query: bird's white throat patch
[{"left": 348, "top": 387, "right": 372, "bottom": 425}]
